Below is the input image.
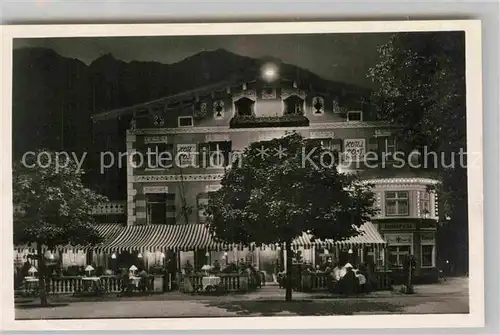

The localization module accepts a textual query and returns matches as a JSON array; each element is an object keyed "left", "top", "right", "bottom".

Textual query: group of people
[{"left": 319, "top": 261, "right": 370, "bottom": 294}]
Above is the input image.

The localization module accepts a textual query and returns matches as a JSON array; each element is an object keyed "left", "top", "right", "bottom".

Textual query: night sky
[{"left": 14, "top": 33, "right": 393, "bottom": 88}]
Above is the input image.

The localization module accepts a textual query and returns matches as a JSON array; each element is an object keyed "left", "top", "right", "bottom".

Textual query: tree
[
  {"left": 367, "top": 31, "right": 468, "bottom": 273},
  {"left": 13, "top": 151, "right": 107, "bottom": 306},
  {"left": 204, "top": 133, "right": 377, "bottom": 301}
]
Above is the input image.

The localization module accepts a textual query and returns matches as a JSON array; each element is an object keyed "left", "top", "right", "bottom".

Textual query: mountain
[{"left": 12, "top": 47, "right": 370, "bottom": 198}]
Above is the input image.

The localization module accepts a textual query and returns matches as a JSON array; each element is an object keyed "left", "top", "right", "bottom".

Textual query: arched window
[
  {"left": 284, "top": 95, "right": 304, "bottom": 115},
  {"left": 235, "top": 97, "right": 254, "bottom": 117}
]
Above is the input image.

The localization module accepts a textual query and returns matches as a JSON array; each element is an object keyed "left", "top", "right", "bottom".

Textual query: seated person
[
  {"left": 341, "top": 264, "right": 359, "bottom": 295},
  {"left": 212, "top": 260, "right": 221, "bottom": 273}
]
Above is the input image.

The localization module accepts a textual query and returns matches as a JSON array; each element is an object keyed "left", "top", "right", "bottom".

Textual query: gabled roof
[{"left": 91, "top": 80, "right": 234, "bottom": 122}]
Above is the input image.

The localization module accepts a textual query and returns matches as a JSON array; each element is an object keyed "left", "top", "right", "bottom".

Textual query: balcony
[
  {"left": 91, "top": 202, "right": 126, "bottom": 215},
  {"left": 229, "top": 114, "right": 309, "bottom": 129}
]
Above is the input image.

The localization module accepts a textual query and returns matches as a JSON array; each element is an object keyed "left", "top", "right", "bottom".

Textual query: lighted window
[
  {"left": 420, "top": 191, "right": 431, "bottom": 216},
  {"left": 388, "top": 245, "right": 411, "bottom": 267},
  {"left": 199, "top": 141, "right": 232, "bottom": 167},
  {"left": 385, "top": 191, "right": 409, "bottom": 216},
  {"left": 421, "top": 245, "right": 434, "bottom": 267}
]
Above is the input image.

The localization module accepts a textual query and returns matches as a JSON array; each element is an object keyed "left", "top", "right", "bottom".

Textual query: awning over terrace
[
  {"left": 97, "top": 223, "right": 237, "bottom": 253},
  {"left": 15, "top": 223, "right": 125, "bottom": 253},
  {"left": 291, "top": 222, "right": 386, "bottom": 249}
]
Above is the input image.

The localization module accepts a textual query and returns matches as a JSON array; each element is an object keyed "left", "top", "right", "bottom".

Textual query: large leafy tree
[
  {"left": 13, "top": 151, "right": 107, "bottom": 305},
  {"left": 367, "top": 32, "right": 468, "bottom": 273},
  {"left": 205, "top": 133, "right": 377, "bottom": 301}
]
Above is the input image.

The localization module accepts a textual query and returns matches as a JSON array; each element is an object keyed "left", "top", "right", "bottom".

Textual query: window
[
  {"left": 420, "top": 191, "right": 431, "bottom": 216},
  {"left": 385, "top": 191, "right": 409, "bottom": 216},
  {"left": 421, "top": 245, "right": 434, "bottom": 267},
  {"left": 318, "top": 138, "right": 342, "bottom": 152},
  {"left": 199, "top": 141, "right": 232, "bottom": 167},
  {"left": 197, "top": 193, "right": 209, "bottom": 223},
  {"left": 347, "top": 111, "right": 363, "bottom": 121},
  {"left": 178, "top": 116, "right": 194, "bottom": 127},
  {"left": 144, "top": 143, "right": 173, "bottom": 169},
  {"left": 385, "top": 137, "right": 397, "bottom": 155},
  {"left": 146, "top": 193, "right": 175, "bottom": 225},
  {"left": 315, "top": 138, "right": 342, "bottom": 165},
  {"left": 388, "top": 245, "right": 411, "bottom": 267},
  {"left": 284, "top": 95, "right": 304, "bottom": 115},
  {"left": 235, "top": 97, "right": 254, "bottom": 116}
]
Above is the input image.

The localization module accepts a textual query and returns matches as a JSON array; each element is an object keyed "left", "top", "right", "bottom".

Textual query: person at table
[
  {"left": 339, "top": 263, "right": 358, "bottom": 295},
  {"left": 22, "top": 261, "right": 31, "bottom": 277},
  {"left": 183, "top": 260, "right": 193, "bottom": 275},
  {"left": 212, "top": 260, "right": 221, "bottom": 273}
]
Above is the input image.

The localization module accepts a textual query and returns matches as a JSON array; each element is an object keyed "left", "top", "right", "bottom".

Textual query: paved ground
[{"left": 15, "top": 277, "right": 469, "bottom": 319}]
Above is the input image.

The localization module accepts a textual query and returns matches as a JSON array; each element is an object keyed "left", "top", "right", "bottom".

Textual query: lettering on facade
[
  {"left": 205, "top": 134, "right": 230, "bottom": 142},
  {"left": 384, "top": 233, "right": 412, "bottom": 245},
  {"left": 383, "top": 222, "right": 414, "bottom": 230},
  {"left": 310, "top": 131, "right": 335, "bottom": 139},
  {"left": 144, "top": 136, "right": 168, "bottom": 144},
  {"left": 343, "top": 138, "right": 365, "bottom": 161},
  {"left": 143, "top": 186, "right": 168, "bottom": 194}
]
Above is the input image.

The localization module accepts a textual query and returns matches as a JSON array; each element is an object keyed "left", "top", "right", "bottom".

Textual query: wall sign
[
  {"left": 205, "top": 134, "right": 230, "bottom": 142},
  {"left": 176, "top": 144, "right": 197, "bottom": 167},
  {"left": 384, "top": 233, "right": 413, "bottom": 245},
  {"left": 310, "top": 131, "right": 335, "bottom": 139},
  {"left": 383, "top": 222, "right": 414, "bottom": 230},
  {"left": 144, "top": 136, "right": 168, "bottom": 144},
  {"left": 343, "top": 138, "right": 366, "bottom": 161},
  {"left": 143, "top": 186, "right": 168, "bottom": 194}
]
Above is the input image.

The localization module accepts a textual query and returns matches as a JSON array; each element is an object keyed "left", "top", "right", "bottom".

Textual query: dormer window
[
  {"left": 284, "top": 95, "right": 304, "bottom": 115},
  {"left": 178, "top": 116, "right": 193, "bottom": 127},
  {"left": 347, "top": 111, "right": 363, "bottom": 121},
  {"left": 235, "top": 97, "right": 254, "bottom": 117}
]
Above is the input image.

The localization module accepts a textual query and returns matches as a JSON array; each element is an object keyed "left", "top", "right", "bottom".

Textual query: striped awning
[
  {"left": 14, "top": 223, "right": 125, "bottom": 253},
  {"left": 98, "top": 223, "right": 237, "bottom": 253},
  {"left": 291, "top": 222, "right": 386, "bottom": 249}
]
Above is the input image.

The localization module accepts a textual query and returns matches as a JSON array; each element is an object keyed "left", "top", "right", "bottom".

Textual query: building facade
[{"left": 89, "top": 72, "right": 440, "bottom": 280}]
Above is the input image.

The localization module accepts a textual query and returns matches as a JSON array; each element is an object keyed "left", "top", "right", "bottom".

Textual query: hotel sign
[
  {"left": 343, "top": 139, "right": 365, "bottom": 161},
  {"left": 177, "top": 144, "right": 197, "bottom": 167},
  {"left": 383, "top": 222, "right": 414, "bottom": 230}
]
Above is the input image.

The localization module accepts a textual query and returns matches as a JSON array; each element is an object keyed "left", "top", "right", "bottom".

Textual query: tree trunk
[
  {"left": 285, "top": 241, "right": 293, "bottom": 302},
  {"left": 36, "top": 243, "right": 48, "bottom": 306}
]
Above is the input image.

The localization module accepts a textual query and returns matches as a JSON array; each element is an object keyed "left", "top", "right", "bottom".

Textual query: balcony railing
[
  {"left": 229, "top": 114, "right": 309, "bottom": 128},
  {"left": 91, "top": 202, "right": 126, "bottom": 215}
]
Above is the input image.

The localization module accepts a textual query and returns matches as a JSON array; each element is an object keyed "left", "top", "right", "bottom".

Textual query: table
[
  {"left": 202, "top": 276, "right": 221, "bottom": 291},
  {"left": 129, "top": 276, "right": 141, "bottom": 288},
  {"left": 82, "top": 276, "right": 102, "bottom": 294},
  {"left": 24, "top": 276, "right": 39, "bottom": 295}
]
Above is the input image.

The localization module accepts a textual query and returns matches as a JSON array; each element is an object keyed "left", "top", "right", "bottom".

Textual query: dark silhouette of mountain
[{"left": 12, "top": 47, "right": 370, "bottom": 199}]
